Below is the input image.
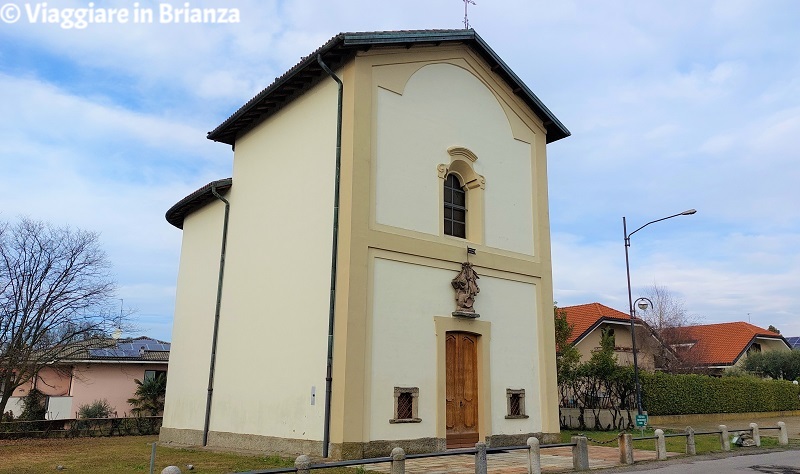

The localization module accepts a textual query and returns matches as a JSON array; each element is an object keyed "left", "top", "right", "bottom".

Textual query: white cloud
[{"left": 2, "top": 0, "right": 800, "bottom": 340}]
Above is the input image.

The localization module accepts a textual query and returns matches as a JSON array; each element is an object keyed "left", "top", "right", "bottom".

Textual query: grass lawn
[
  {"left": 0, "top": 435, "right": 380, "bottom": 474},
  {"left": 560, "top": 428, "right": 799, "bottom": 455}
]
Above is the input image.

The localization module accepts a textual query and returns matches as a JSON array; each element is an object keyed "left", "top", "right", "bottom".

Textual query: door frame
[{"left": 434, "top": 316, "right": 492, "bottom": 446}]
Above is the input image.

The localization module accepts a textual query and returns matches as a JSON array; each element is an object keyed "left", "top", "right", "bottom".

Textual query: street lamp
[{"left": 624, "top": 209, "right": 696, "bottom": 415}]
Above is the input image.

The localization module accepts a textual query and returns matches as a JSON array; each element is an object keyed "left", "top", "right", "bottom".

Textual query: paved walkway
[{"left": 364, "top": 446, "right": 664, "bottom": 473}]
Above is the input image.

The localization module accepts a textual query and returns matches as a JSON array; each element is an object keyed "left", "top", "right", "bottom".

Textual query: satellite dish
[{"left": 112, "top": 328, "right": 123, "bottom": 340}]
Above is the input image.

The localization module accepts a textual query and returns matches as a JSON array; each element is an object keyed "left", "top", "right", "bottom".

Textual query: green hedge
[{"left": 641, "top": 372, "right": 800, "bottom": 415}]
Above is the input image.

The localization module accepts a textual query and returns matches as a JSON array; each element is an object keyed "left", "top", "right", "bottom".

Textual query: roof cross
[{"left": 463, "top": 0, "right": 476, "bottom": 29}]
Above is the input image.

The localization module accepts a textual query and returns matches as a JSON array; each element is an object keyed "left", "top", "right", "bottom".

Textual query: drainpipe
[
  {"left": 317, "top": 54, "right": 343, "bottom": 459},
  {"left": 202, "top": 182, "right": 231, "bottom": 446}
]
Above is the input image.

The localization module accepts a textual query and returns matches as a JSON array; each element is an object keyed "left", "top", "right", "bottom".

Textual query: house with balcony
[{"left": 561, "top": 302, "right": 671, "bottom": 370}]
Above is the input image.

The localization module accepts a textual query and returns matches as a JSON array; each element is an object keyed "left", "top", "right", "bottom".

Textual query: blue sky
[{"left": 1, "top": 0, "right": 798, "bottom": 340}]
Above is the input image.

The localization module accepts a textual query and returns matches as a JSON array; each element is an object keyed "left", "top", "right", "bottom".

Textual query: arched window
[{"left": 444, "top": 174, "right": 466, "bottom": 238}]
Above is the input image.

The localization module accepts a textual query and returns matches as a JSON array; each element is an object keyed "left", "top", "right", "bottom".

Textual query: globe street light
[
  {"left": 624, "top": 209, "right": 696, "bottom": 415},
  {"left": 630, "top": 296, "right": 653, "bottom": 413}
]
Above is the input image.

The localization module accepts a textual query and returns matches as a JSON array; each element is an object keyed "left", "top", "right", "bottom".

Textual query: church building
[{"left": 160, "top": 29, "right": 570, "bottom": 459}]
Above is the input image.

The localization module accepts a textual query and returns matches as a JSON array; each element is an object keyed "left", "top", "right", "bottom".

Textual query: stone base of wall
[
  {"left": 159, "top": 427, "right": 323, "bottom": 457},
  {"left": 486, "top": 432, "right": 560, "bottom": 446},
  {"left": 332, "top": 437, "right": 446, "bottom": 460},
  {"left": 160, "top": 429, "right": 562, "bottom": 460}
]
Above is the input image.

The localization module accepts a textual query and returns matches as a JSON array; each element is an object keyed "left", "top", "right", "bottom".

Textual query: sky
[{"left": 0, "top": 0, "right": 798, "bottom": 341}]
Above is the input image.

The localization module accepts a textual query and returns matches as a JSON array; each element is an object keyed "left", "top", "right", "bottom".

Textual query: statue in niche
[{"left": 451, "top": 262, "right": 480, "bottom": 317}]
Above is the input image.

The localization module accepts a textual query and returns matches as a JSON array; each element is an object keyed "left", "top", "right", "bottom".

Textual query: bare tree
[
  {"left": 634, "top": 284, "right": 706, "bottom": 373},
  {"left": 0, "top": 218, "right": 117, "bottom": 416},
  {"left": 640, "top": 284, "right": 696, "bottom": 330}
]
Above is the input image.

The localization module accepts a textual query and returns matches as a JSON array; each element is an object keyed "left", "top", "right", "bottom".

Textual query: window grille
[{"left": 390, "top": 387, "right": 421, "bottom": 423}]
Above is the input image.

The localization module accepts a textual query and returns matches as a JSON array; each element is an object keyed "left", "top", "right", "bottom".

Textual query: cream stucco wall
[
  {"left": 732, "top": 337, "right": 791, "bottom": 369},
  {"left": 573, "top": 322, "right": 656, "bottom": 370},
  {"left": 201, "top": 75, "right": 339, "bottom": 440},
  {"left": 375, "top": 63, "right": 534, "bottom": 255},
  {"left": 162, "top": 199, "right": 226, "bottom": 431},
  {"left": 374, "top": 62, "right": 535, "bottom": 256},
  {"left": 164, "top": 43, "right": 561, "bottom": 455},
  {"left": 367, "top": 256, "right": 544, "bottom": 441}
]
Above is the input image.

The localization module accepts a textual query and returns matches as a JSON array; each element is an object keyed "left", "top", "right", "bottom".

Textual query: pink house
[{"left": 7, "top": 337, "right": 169, "bottom": 420}]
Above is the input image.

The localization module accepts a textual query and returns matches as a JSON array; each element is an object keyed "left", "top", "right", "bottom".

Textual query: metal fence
[
  {"left": 216, "top": 421, "right": 790, "bottom": 474},
  {"left": 233, "top": 437, "right": 589, "bottom": 474},
  {"left": 0, "top": 416, "right": 162, "bottom": 439}
]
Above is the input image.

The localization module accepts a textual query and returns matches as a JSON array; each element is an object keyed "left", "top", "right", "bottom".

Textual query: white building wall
[
  {"left": 368, "top": 257, "right": 542, "bottom": 441},
  {"left": 375, "top": 62, "right": 535, "bottom": 255},
  {"left": 162, "top": 201, "right": 226, "bottom": 431},
  {"left": 477, "top": 276, "right": 540, "bottom": 433},
  {"left": 205, "top": 77, "right": 339, "bottom": 440}
]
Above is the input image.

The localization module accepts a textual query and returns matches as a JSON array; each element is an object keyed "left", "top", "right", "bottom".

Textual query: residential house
[
  {"left": 161, "top": 29, "right": 569, "bottom": 459},
  {"left": 6, "top": 337, "right": 169, "bottom": 419},
  {"left": 561, "top": 303, "right": 670, "bottom": 370},
  {"left": 661, "top": 322, "right": 791, "bottom": 375}
]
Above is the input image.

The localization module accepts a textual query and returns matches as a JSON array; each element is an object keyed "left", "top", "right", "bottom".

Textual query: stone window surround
[
  {"left": 505, "top": 388, "right": 528, "bottom": 419},
  {"left": 390, "top": 386, "right": 421, "bottom": 424},
  {"left": 438, "top": 146, "right": 485, "bottom": 244}
]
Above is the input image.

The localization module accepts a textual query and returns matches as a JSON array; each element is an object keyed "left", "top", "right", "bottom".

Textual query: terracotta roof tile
[
  {"left": 561, "top": 303, "right": 632, "bottom": 344},
  {"left": 661, "top": 322, "right": 787, "bottom": 366}
]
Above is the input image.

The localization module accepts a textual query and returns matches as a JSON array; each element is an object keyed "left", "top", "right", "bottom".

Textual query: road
[{"left": 597, "top": 448, "right": 800, "bottom": 473}]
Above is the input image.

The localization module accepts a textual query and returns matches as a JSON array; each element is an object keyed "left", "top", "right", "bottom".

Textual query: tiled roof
[
  {"left": 661, "top": 322, "right": 788, "bottom": 366},
  {"left": 207, "top": 29, "right": 570, "bottom": 146},
  {"left": 51, "top": 336, "right": 170, "bottom": 363},
  {"left": 165, "top": 178, "right": 231, "bottom": 229},
  {"left": 561, "top": 303, "right": 633, "bottom": 344}
]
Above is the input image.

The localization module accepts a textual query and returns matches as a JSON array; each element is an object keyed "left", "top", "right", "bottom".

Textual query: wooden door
[{"left": 446, "top": 332, "right": 479, "bottom": 448}]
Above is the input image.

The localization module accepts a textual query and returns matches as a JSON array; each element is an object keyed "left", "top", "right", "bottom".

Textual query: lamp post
[{"left": 624, "top": 209, "right": 696, "bottom": 415}]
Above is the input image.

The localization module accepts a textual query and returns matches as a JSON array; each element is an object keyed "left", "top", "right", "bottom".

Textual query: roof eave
[
  {"left": 165, "top": 178, "right": 232, "bottom": 229},
  {"left": 206, "top": 29, "right": 570, "bottom": 146}
]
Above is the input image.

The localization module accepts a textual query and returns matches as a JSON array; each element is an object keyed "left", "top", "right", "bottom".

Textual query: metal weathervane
[{"left": 463, "top": 0, "right": 476, "bottom": 29}]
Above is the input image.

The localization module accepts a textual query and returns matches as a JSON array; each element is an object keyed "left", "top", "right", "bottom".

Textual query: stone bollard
[
  {"left": 161, "top": 467, "right": 181, "bottom": 474},
  {"left": 719, "top": 425, "right": 730, "bottom": 451},
  {"left": 618, "top": 433, "right": 634, "bottom": 465},
  {"left": 295, "top": 455, "right": 312, "bottom": 474},
  {"left": 685, "top": 426, "right": 696, "bottom": 455},
  {"left": 778, "top": 421, "right": 789, "bottom": 445},
  {"left": 390, "top": 447, "right": 405, "bottom": 474},
  {"left": 750, "top": 423, "right": 761, "bottom": 447},
  {"left": 527, "top": 437, "right": 541, "bottom": 474},
  {"left": 571, "top": 436, "right": 589, "bottom": 471},
  {"left": 654, "top": 429, "right": 667, "bottom": 461},
  {"left": 475, "top": 442, "right": 487, "bottom": 474}
]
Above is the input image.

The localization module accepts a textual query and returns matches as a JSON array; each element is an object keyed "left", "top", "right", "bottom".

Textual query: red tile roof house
[
  {"left": 561, "top": 303, "right": 672, "bottom": 370},
  {"left": 661, "top": 322, "right": 791, "bottom": 375},
  {"left": 5, "top": 337, "right": 169, "bottom": 420}
]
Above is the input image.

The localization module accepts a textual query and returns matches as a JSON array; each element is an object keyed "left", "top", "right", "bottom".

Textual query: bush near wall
[{"left": 641, "top": 372, "right": 800, "bottom": 415}]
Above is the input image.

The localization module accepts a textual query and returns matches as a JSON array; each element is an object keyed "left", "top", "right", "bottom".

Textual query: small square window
[
  {"left": 505, "top": 389, "right": 528, "bottom": 419},
  {"left": 144, "top": 370, "right": 167, "bottom": 382},
  {"left": 390, "top": 387, "right": 421, "bottom": 423}
]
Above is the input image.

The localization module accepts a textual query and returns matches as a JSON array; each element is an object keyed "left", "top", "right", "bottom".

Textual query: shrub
[
  {"left": 78, "top": 399, "right": 115, "bottom": 419},
  {"left": 641, "top": 371, "right": 800, "bottom": 415},
  {"left": 18, "top": 389, "right": 47, "bottom": 421},
  {"left": 127, "top": 374, "right": 166, "bottom": 416}
]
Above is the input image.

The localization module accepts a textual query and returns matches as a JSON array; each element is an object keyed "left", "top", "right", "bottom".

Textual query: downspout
[
  {"left": 317, "top": 53, "right": 343, "bottom": 459},
  {"left": 202, "top": 182, "right": 231, "bottom": 446}
]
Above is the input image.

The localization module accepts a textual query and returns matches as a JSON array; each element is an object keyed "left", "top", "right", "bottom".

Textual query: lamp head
[
  {"left": 681, "top": 209, "right": 697, "bottom": 215},
  {"left": 637, "top": 301, "right": 649, "bottom": 311}
]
